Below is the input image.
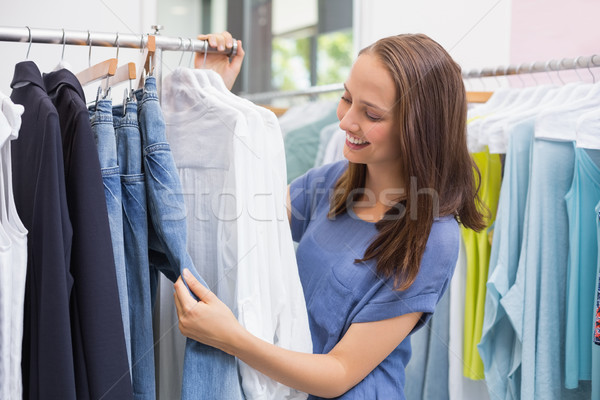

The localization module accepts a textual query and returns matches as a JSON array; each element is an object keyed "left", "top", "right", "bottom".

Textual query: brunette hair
[{"left": 329, "top": 33, "right": 486, "bottom": 290}]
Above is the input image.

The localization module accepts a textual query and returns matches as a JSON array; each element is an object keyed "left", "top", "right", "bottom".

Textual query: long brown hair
[{"left": 329, "top": 34, "right": 486, "bottom": 290}]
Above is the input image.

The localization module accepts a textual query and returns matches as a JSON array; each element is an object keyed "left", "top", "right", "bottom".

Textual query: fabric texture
[
  {"left": 501, "top": 139, "right": 589, "bottom": 400},
  {"left": 89, "top": 98, "right": 131, "bottom": 372},
  {"left": 0, "top": 92, "right": 28, "bottom": 400},
  {"left": 11, "top": 61, "right": 76, "bottom": 400},
  {"left": 189, "top": 68, "right": 312, "bottom": 400},
  {"left": 139, "top": 77, "right": 242, "bottom": 400},
  {"left": 44, "top": 68, "right": 133, "bottom": 400},
  {"left": 290, "top": 160, "right": 458, "bottom": 399},
  {"left": 162, "top": 68, "right": 311, "bottom": 400},
  {"left": 284, "top": 107, "right": 340, "bottom": 183},
  {"left": 460, "top": 147, "right": 502, "bottom": 380},
  {"left": 404, "top": 285, "right": 451, "bottom": 400},
  {"left": 448, "top": 236, "right": 490, "bottom": 400},
  {"left": 478, "top": 118, "right": 535, "bottom": 400},
  {"left": 112, "top": 98, "right": 155, "bottom": 400},
  {"left": 564, "top": 147, "right": 600, "bottom": 391}
]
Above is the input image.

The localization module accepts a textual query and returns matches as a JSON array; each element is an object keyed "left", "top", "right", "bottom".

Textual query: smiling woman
[{"left": 174, "top": 32, "right": 486, "bottom": 400}]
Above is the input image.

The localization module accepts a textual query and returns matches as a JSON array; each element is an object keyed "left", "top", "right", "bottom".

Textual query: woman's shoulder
[
  {"left": 290, "top": 160, "right": 348, "bottom": 194},
  {"left": 305, "top": 160, "right": 349, "bottom": 184},
  {"left": 427, "top": 215, "right": 460, "bottom": 259}
]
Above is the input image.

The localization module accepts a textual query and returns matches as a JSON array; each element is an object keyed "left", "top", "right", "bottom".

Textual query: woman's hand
[
  {"left": 174, "top": 268, "right": 243, "bottom": 354},
  {"left": 194, "top": 31, "right": 245, "bottom": 91}
]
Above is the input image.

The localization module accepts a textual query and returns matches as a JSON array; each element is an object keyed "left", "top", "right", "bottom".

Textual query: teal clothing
[
  {"left": 313, "top": 122, "right": 341, "bottom": 168},
  {"left": 478, "top": 118, "right": 535, "bottom": 400},
  {"left": 502, "top": 139, "right": 590, "bottom": 399},
  {"left": 594, "top": 200, "right": 600, "bottom": 400},
  {"left": 565, "top": 147, "right": 600, "bottom": 390},
  {"left": 284, "top": 108, "right": 339, "bottom": 183}
]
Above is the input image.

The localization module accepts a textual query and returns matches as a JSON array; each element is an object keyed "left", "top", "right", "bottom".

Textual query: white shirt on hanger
[
  {"left": 576, "top": 108, "right": 600, "bottom": 149},
  {"left": 163, "top": 68, "right": 311, "bottom": 400},
  {"left": 0, "top": 91, "right": 27, "bottom": 400}
]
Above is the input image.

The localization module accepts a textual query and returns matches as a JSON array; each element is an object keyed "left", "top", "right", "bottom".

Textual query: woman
[{"left": 175, "top": 31, "right": 485, "bottom": 399}]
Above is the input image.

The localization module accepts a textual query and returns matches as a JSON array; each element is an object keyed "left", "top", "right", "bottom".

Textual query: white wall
[
  {"left": 0, "top": 0, "right": 157, "bottom": 100},
  {"left": 354, "top": 0, "right": 512, "bottom": 74}
]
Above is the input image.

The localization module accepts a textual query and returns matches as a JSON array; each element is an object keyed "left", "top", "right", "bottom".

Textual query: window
[{"left": 227, "top": 0, "right": 353, "bottom": 101}]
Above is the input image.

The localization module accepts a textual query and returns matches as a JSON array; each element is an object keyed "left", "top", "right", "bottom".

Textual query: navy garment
[
  {"left": 10, "top": 61, "right": 76, "bottom": 400},
  {"left": 43, "top": 69, "right": 134, "bottom": 400}
]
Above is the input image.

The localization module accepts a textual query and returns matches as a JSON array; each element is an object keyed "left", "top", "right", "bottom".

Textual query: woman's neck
[{"left": 352, "top": 162, "right": 405, "bottom": 223}]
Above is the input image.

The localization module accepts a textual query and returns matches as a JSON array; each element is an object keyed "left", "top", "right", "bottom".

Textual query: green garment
[{"left": 461, "top": 147, "right": 502, "bottom": 380}]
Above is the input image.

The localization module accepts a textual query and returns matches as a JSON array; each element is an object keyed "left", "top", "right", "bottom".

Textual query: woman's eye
[
  {"left": 366, "top": 113, "right": 381, "bottom": 121},
  {"left": 341, "top": 96, "right": 351, "bottom": 104}
]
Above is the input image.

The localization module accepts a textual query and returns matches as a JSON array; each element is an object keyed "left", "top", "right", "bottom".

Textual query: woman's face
[{"left": 337, "top": 53, "right": 401, "bottom": 168}]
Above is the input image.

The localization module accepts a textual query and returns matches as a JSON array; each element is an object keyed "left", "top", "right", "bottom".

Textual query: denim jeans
[
  {"left": 89, "top": 99, "right": 131, "bottom": 372},
  {"left": 113, "top": 101, "right": 156, "bottom": 400},
  {"left": 135, "top": 76, "right": 243, "bottom": 400}
]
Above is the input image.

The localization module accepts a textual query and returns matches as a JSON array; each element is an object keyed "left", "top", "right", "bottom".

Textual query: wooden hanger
[
  {"left": 76, "top": 58, "right": 118, "bottom": 87},
  {"left": 467, "top": 91, "right": 493, "bottom": 103},
  {"left": 136, "top": 35, "right": 156, "bottom": 89},
  {"left": 108, "top": 62, "right": 136, "bottom": 87}
]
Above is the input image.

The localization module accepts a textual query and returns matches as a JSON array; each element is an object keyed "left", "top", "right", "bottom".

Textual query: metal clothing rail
[
  {"left": 0, "top": 26, "right": 237, "bottom": 55},
  {"left": 244, "top": 54, "right": 600, "bottom": 103},
  {"left": 0, "top": 25, "right": 237, "bottom": 101},
  {"left": 243, "top": 83, "right": 344, "bottom": 102},
  {"left": 462, "top": 54, "right": 600, "bottom": 79}
]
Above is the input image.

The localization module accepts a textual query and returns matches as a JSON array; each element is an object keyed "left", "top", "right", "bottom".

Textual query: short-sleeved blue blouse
[{"left": 290, "top": 160, "right": 459, "bottom": 400}]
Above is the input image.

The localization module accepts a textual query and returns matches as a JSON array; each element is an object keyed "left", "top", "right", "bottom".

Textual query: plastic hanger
[{"left": 76, "top": 31, "right": 117, "bottom": 90}]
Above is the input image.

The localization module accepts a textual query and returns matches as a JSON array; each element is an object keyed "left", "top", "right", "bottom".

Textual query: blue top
[
  {"left": 564, "top": 147, "right": 600, "bottom": 389},
  {"left": 290, "top": 160, "right": 459, "bottom": 399}
]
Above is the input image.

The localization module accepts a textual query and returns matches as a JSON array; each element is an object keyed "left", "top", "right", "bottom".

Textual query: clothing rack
[
  {"left": 0, "top": 25, "right": 237, "bottom": 98},
  {"left": 244, "top": 54, "right": 600, "bottom": 104}
]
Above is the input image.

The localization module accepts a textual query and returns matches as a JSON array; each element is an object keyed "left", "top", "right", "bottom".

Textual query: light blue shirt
[
  {"left": 502, "top": 139, "right": 591, "bottom": 399},
  {"left": 565, "top": 147, "right": 600, "bottom": 389},
  {"left": 290, "top": 160, "right": 458, "bottom": 400},
  {"left": 478, "top": 118, "right": 535, "bottom": 400}
]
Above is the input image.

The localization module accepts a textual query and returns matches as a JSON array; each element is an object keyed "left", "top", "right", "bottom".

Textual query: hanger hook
[
  {"left": 492, "top": 66, "right": 501, "bottom": 88},
  {"left": 188, "top": 38, "right": 195, "bottom": 68},
  {"left": 573, "top": 56, "right": 584, "bottom": 81},
  {"left": 528, "top": 61, "right": 539, "bottom": 86},
  {"left": 59, "top": 28, "right": 67, "bottom": 61},
  {"left": 114, "top": 32, "right": 120, "bottom": 61},
  {"left": 587, "top": 55, "right": 597, "bottom": 83},
  {"left": 544, "top": 60, "right": 555, "bottom": 84},
  {"left": 25, "top": 26, "right": 32, "bottom": 59},
  {"left": 477, "top": 68, "right": 486, "bottom": 91},
  {"left": 87, "top": 31, "right": 92, "bottom": 67},
  {"left": 178, "top": 37, "right": 186, "bottom": 66},
  {"left": 202, "top": 39, "right": 209, "bottom": 68},
  {"left": 552, "top": 59, "right": 565, "bottom": 85},
  {"left": 516, "top": 63, "right": 526, "bottom": 88}
]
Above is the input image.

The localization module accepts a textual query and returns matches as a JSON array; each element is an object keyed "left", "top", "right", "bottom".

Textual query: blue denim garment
[
  {"left": 113, "top": 101, "right": 156, "bottom": 400},
  {"left": 89, "top": 99, "right": 131, "bottom": 372},
  {"left": 135, "top": 76, "right": 243, "bottom": 400}
]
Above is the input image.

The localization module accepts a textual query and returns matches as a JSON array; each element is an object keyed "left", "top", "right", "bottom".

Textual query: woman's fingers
[{"left": 182, "top": 269, "right": 216, "bottom": 304}]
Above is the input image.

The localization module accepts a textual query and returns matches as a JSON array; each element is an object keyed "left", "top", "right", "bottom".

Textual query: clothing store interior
[{"left": 1, "top": 0, "right": 599, "bottom": 399}]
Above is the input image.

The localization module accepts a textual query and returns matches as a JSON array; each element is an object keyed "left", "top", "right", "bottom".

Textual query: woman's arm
[{"left": 174, "top": 269, "right": 421, "bottom": 398}]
